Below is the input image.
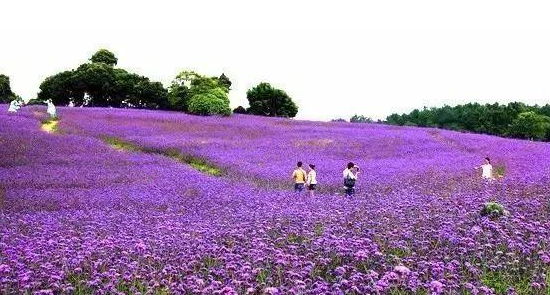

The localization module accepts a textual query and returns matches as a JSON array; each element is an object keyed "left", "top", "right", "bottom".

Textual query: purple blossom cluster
[{"left": 1, "top": 106, "right": 550, "bottom": 294}]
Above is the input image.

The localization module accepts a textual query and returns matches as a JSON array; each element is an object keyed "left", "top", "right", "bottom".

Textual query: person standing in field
[
  {"left": 343, "top": 162, "right": 359, "bottom": 197},
  {"left": 306, "top": 164, "right": 317, "bottom": 197},
  {"left": 476, "top": 157, "right": 493, "bottom": 180},
  {"left": 292, "top": 161, "right": 307, "bottom": 193},
  {"left": 46, "top": 100, "right": 57, "bottom": 119}
]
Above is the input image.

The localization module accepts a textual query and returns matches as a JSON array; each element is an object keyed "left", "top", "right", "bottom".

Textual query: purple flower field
[{"left": 1, "top": 106, "right": 550, "bottom": 294}]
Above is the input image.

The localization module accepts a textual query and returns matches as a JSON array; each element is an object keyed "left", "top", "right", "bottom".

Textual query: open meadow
[{"left": 1, "top": 106, "right": 550, "bottom": 294}]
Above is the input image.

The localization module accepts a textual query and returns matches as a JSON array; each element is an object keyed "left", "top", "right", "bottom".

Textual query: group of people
[
  {"left": 7, "top": 99, "right": 57, "bottom": 118},
  {"left": 292, "top": 157, "right": 494, "bottom": 197},
  {"left": 292, "top": 161, "right": 360, "bottom": 197}
]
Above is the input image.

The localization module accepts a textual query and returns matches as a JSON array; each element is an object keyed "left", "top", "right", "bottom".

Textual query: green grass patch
[
  {"left": 494, "top": 165, "right": 506, "bottom": 178},
  {"left": 480, "top": 269, "right": 533, "bottom": 295},
  {"left": 100, "top": 136, "right": 224, "bottom": 176},
  {"left": 40, "top": 117, "right": 59, "bottom": 133}
]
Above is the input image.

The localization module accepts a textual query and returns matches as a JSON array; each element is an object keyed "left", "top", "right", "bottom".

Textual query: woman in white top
[
  {"left": 476, "top": 157, "right": 493, "bottom": 180},
  {"left": 306, "top": 164, "right": 317, "bottom": 196}
]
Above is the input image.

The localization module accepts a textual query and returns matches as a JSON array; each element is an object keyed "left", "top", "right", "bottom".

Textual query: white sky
[{"left": 1, "top": 0, "right": 550, "bottom": 120}]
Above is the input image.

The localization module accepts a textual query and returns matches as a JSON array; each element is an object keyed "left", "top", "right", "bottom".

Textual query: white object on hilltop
[
  {"left": 8, "top": 100, "right": 21, "bottom": 113},
  {"left": 46, "top": 100, "right": 57, "bottom": 118}
]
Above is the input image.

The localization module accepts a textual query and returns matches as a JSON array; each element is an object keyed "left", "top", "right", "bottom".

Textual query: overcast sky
[{"left": 1, "top": 0, "right": 550, "bottom": 120}]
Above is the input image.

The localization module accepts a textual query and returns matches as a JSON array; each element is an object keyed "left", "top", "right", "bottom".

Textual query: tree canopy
[
  {"left": 507, "top": 111, "right": 550, "bottom": 140},
  {"left": 246, "top": 82, "right": 298, "bottom": 118},
  {"left": 38, "top": 49, "right": 167, "bottom": 109},
  {"left": 0, "top": 74, "right": 16, "bottom": 103},
  {"left": 172, "top": 71, "right": 231, "bottom": 116},
  {"left": 89, "top": 49, "right": 118, "bottom": 66}
]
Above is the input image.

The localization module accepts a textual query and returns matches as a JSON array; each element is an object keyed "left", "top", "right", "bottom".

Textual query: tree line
[
  {"left": 383, "top": 102, "right": 550, "bottom": 141},
  {"left": 2, "top": 49, "right": 299, "bottom": 118}
]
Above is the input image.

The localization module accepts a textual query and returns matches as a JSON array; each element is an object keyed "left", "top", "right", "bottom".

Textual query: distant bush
[
  {"left": 481, "top": 201, "right": 507, "bottom": 218},
  {"left": 188, "top": 91, "right": 231, "bottom": 116},
  {"left": 331, "top": 118, "right": 347, "bottom": 122},
  {"left": 350, "top": 114, "right": 373, "bottom": 123},
  {"left": 233, "top": 106, "right": 248, "bottom": 114}
]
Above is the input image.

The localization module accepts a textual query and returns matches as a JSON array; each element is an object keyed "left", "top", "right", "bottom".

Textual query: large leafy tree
[
  {"left": 38, "top": 70, "right": 85, "bottom": 106},
  {"left": 167, "top": 82, "right": 190, "bottom": 112},
  {"left": 75, "top": 62, "right": 117, "bottom": 107},
  {"left": 246, "top": 82, "right": 298, "bottom": 118},
  {"left": 171, "top": 71, "right": 231, "bottom": 116},
  {"left": 37, "top": 49, "right": 168, "bottom": 109},
  {"left": 0, "top": 74, "right": 15, "bottom": 103},
  {"left": 90, "top": 49, "right": 118, "bottom": 66}
]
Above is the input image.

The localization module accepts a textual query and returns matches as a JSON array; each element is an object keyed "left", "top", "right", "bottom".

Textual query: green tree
[
  {"left": 246, "top": 82, "right": 298, "bottom": 118},
  {"left": 507, "top": 111, "right": 550, "bottom": 140},
  {"left": 174, "top": 70, "right": 231, "bottom": 116},
  {"left": 0, "top": 74, "right": 15, "bottom": 103},
  {"left": 90, "top": 49, "right": 118, "bottom": 66},
  {"left": 167, "top": 82, "right": 190, "bottom": 111},
  {"left": 217, "top": 73, "right": 232, "bottom": 91},
  {"left": 188, "top": 88, "right": 232, "bottom": 116},
  {"left": 38, "top": 70, "right": 85, "bottom": 106},
  {"left": 75, "top": 62, "right": 117, "bottom": 107},
  {"left": 133, "top": 80, "right": 168, "bottom": 109}
]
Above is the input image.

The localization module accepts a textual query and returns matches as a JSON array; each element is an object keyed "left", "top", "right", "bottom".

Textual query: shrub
[
  {"left": 188, "top": 91, "right": 231, "bottom": 116},
  {"left": 233, "top": 106, "right": 248, "bottom": 114},
  {"left": 481, "top": 201, "right": 507, "bottom": 218}
]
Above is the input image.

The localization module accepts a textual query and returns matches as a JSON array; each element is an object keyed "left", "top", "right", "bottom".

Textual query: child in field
[
  {"left": 476, "top": 157, "right": 493, "bottom": 180},
  {"left": 343, "top": 162, "right": 359, "bottom": 197},
  {"left": 306, "top": 164, "right": 317, "bottom": 196},
  {"left": 292, "top": 161, "right": 307, "bottom": 193}
]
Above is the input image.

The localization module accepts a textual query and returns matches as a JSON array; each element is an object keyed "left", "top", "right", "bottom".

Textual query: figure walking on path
[
  {"left": 292, "top": 161, "right": 307, "bottom": 193},
  {"left": 343, "top": 162, "right": 359, "bottom": 197},
  {"left": 306, "top": 164, "right": 317, "bottom": 197}
]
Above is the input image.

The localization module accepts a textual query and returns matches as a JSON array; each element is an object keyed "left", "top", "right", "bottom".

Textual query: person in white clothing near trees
[
  {"left": 306, "top": 164, "right": 317, "bottom": 197},
  {"left": 476, "top": 157, "right": 494, "bottom": 180}
]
